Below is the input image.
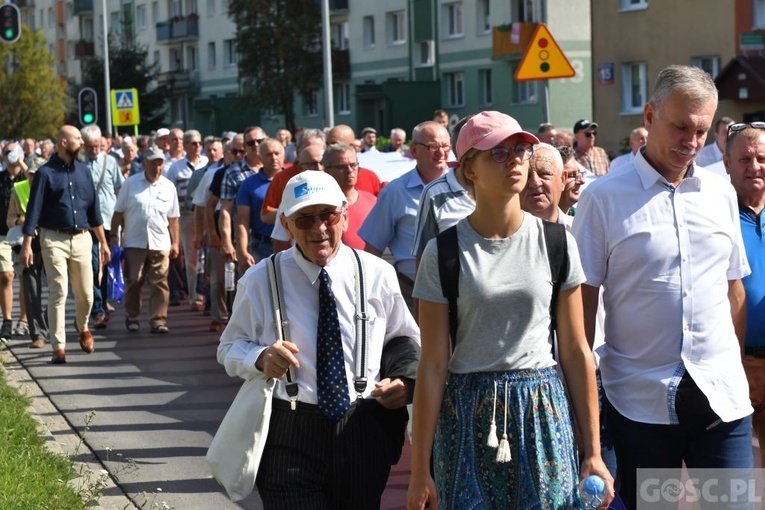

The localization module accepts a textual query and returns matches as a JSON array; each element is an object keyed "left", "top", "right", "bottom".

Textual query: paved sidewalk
[{"left": 1, "top": 295, "right": 409, "bottom": 510}]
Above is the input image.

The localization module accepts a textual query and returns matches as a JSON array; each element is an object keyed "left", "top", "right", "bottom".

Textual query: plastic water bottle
[
  {"left": 196, "top": 248, "right": 205, "bottom": 275},
  {"left": 224, "top": 261, "right": 236, "bottom": 291},
  {"left": 580, "top": 475, "right": 606, "bottom": 509}
]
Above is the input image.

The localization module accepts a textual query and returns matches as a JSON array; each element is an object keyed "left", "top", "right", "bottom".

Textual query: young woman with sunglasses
[{"left": 407, "top": 111, "right": 614, "bottom": 509}]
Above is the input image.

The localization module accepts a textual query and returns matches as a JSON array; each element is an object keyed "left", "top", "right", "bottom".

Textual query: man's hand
[
  {"left": 221, "top": 241, "right": 237, "bottom": 262},
  {"left": 99, "top": 244, "right": 111, "bottom": 266},
  {"left": 237, "top": 249, "right": 255, "bottom": 270},
  {"left": 170, "top": 243, "right": 180, "bottom": 259},
  {"left": 371, "top": 377, "right": 411, "bottom": 409},
  {"left": 255, "top": 340, "right": 300, "bottom": 380},
  {"left": 19, "top": 242, "right": 33, "bottom": 268}
]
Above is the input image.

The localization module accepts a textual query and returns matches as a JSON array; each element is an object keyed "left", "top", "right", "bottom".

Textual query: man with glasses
[
  {"left": 573, "top": 65, "right": 753, "bottom": 508},
  {"left": 359, "top": 121, "right": 450, "bottom": 313},
  {"left": 166, "top": 130, "right": 209, "bottom": 312},
  {"left": 558, "top": 145, "right": 587, "bottom": 216},
  {"left": 610, "top": 127, "right": 648, "bottom": 172},
  {"left": 81, "top": 125, "right": 124, "bottom": 330},
  {"left": 218, "top": 170, "right": 419, "bottom": 510},
  {"left": 574, "top": 119, "right": 610, "bottom": 176},
  {"left": 724, "top": 121, "right": 765, "bottom": 467}
]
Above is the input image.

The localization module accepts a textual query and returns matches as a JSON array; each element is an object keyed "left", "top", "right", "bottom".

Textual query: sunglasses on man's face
[
  {"left": 230, "top": 148, "right": 246, "bottom": 156},
  {"left": 245, "top": 138, "right": 265, "bottom": 147},
  {"left": 290, "top": 209, "right": 343, "bottom": 231},
  {"left": 583, "top": 131, "right": 597, "bottom": 138}
]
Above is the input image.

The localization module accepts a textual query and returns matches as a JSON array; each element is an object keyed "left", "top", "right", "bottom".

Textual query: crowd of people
[{"left": 2, "top": 63, "right": 764, "bottom": 509}]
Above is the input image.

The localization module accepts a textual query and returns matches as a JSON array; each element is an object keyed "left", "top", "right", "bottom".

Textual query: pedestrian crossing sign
[{"left": 110, "top": 88, "right": 140, "bottom": 127}]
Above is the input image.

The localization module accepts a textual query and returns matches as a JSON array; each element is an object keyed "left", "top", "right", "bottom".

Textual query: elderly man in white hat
[{"left": 217, "top": 171, "right": 420, "bottom": 509}]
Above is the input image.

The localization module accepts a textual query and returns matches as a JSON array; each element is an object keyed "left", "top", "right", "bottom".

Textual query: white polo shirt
[
  {"left": 114, "top": 172, "right": 180, "bottom": 251},
  {"left": 572, "top": 149, "right": 752, "bottom": 425}
]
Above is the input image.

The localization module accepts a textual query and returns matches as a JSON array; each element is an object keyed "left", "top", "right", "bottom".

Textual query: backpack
[{"left": 436, "top": 220, "right": 568, "bottom": 351}]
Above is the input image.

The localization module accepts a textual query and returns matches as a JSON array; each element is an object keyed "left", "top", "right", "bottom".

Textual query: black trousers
[{"left": 256, "top": 398, "right": 407, "bottom": 510}]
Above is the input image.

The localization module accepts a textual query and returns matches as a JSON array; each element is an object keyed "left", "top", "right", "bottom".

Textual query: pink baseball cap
[{"left": 455, "top": 111, "right": 539, "bottom": 160}]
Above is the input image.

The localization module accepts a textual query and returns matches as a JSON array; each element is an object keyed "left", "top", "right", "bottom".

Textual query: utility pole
[
  {"left": 102, "top": 0, "right": 112, "bottom": 133},
  {"left": 321, "top": 0, "right": 334, "bottom": 128}
]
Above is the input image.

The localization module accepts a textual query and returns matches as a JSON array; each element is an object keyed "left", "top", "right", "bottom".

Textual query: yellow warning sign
[
  {"left": 110, "top": 88, "right": 140, "bottom": 127},
  {"left": 515, "top": 24, "right": 575, "bottom": 81},
  {"left": 118, "top": 111, "right": 133, "bottom": 124}
]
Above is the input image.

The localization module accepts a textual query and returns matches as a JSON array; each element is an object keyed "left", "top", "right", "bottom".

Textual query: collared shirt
[
  {"left": 220, "top": 159, "right": 259, "bottom": 201},
  {"left": 609, "top": 151, "right": 635, "bottom": 172},
  {"left": 358, "top": 166, "right": 442, "bottom": 280},
  {"left": 695, "top": 142, "right": 723, "bottom": 168},
  {"left": 113, "top": 173, "right": 180, "bottom": 251},
  {"left": 572, "top": 149, "right": 752, "bottom": 425},
  {"left": 576, "top": 145, "right": 611, "bottom": 176},
  {"left": 24, "top": 153, "right": 103, "bottom": 236},
  {"left": 166, "top": 155, "right": 209, "bottom": 201},
  {"left": 738, "top": 199, "right": 765, "bottom": 348},
  {"left": 411, "top": 169, "right": 475, "bottom": 258},
  {"left": 236, "top": 171, "right": 274, "bottom": 238},
  {"left": 217, "top": 244, "right": 420, "bottom": 404},
  {"left": 84, "top": 152, "right": 123, "bottom": 228}
]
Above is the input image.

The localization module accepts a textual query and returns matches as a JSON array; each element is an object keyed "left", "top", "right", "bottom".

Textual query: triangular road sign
[
  {"left": 515, "top": 24, "right": 575, "bottom": 81},
  {"left": 116, "top": 92, "right": 133, "bottom": 109}
]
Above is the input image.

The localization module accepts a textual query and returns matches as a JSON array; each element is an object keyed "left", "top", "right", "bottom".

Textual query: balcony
[
  {"left": 331, "top": 48, "right": 350, "bottom": 77},
  {"left": 73, "top": 0, "right": 93, "bottom": 15},
  {"left": 14, "top": 0, "right": 35, "bottom": 8},
  {"left": 75, "top": 40, "right": 95, "bottom": 58},
  {"left": 329, "top": 0, "right": 348, "bottom": 9},
  {"left": 492, "top": 23, "right": 538, "bottom": 59},
  {"left": 157, "top": 69, "right": 201, "bottom": 94},
  {"left": 156, "top": 16, "right": 199, "bottom": 43}
]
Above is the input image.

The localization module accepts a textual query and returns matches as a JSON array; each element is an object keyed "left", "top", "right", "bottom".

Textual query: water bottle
[
  {"left": 196, "top": 248, "right": 205, "bottom": 275},
  {"left": 580, "top": 475, "right": 606, "bottom": 509},
  {"left": 224, "top": 261, "right": 236, "bottom": 291}
]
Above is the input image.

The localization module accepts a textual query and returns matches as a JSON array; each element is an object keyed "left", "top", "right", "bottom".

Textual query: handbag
[{"left": 205, "top": 252, "right": 286, "bottom": 501}]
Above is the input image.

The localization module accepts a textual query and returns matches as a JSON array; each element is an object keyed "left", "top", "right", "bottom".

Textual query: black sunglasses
[
  {"left": 727, "top": 122, "right": 765, "bottom": 139},
  {"left": 230, "top": 148, "right": 246, "bottom": 156},
  {"left": 290, "top": 210, "right": 343, "bottom": 231},
  {"left": 245, "top": 138, "right": 265, "bottom": 147},
  {"left": 583, "top": 131, "right": 597, "bottom": 138}
]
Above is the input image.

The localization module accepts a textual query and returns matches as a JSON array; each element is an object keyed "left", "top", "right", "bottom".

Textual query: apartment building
[
  {"left": 591, "top": 0, "right": 738, "bottom": 155},
  {"left": 13, "top": 0, "right": 591, "bottom": 137}
]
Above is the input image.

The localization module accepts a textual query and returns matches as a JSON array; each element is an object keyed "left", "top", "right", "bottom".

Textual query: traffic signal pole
[{"left": 101, "top": 0, "right": 112, "bottom": 133}]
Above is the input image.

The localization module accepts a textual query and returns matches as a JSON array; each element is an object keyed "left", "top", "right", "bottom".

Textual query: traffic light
[
  {"left": 0, "top": 3, "right": 20, "bottom": 44},
  {"left": 78, "top": 87, "right": 98, "bottom": 126}
]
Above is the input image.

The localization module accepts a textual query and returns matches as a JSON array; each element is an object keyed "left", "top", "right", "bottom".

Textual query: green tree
[
  {"left": 229, "top": 0, "right": 324, "bottom": 133},
  {"left": 75, "top": 31, "right": 168, "bottom": 134},
  {"left": 0, "top": 25, "right": 68, "bottom": 139}
]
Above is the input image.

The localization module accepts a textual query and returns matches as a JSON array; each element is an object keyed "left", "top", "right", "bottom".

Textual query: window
[
  {"left": 479, "top": 69, "right": 492, "bottom": 105},
  {"left": 206, "top": 0, "right": 215, "bottom": 15},
  {"left": 208, "top": 42, "right": 216, "bottom": 69},
  {"left": 47, "top": 7, "right": 54, "bottom": 28},
  {"left": 110, "top": 11, "right": 120, "bottom": 33},
  {"left": 153, "top": 50, "right": 160, "bottom": 65},
  {"left": 152, "top": 1, "right": 159, "bottom": 23},
  {"left": 66, "top": 2, "right": 73, "bottom": 20},
  {"left": 445, "top": 72, "right": 465, "bottom": 107},
  {"left": 224, "top": 39, "right": 237, "bottom": 66},
  {"left": 479, "top": 0, "right": 491, "bottom": 33},
  {"left": 621, "top": 62, "right": 647, "bottom": 114},
  {"left": 336, "top": 83, "right": 351, "bottom": 114},
  {"left": 136, "top": 5, "right": 146, "bottom": 29},
  {"left": 512, "top": 66, "right": 538, "bottom": 104},
  {"left": 690, "top": 56, "right": 721, "bottom": 80},
  {"left": 416, "top": 40, "right": 434, "bottom": 67},
  {"left": 303, "top": 91, "right": 319, "bottom": 117},
  {"left": 363, "top": 15, "right": 375, "bottom": 48},
  {"left": 331, "top": 21, "right": 348, "bottom": 49},
  {"left": 444, "top": 2, "right": 463, "bottom": 38},
  {"left": 513, "top": 0, "right": 544, "bottom": 22},
  {"left": 82, "top": 17, "right": 93, "bottom": 40},
  {"left": 387, "top": 10, "right": 405, "bottom": 45},
  {"left": 619, "top": 0, "right": 648, "bottom": 11},
  {"left": 170, "top": 0, "right": 182, "bottom": 17},
  {"left": 67, "top": 41, "right": 74, "bottom": 59},
  {"left": 187, "top": 45, "right": 198, "bottom": 70},
  {"left": 171, "top": 48, "right": 182, "bottom": 70}
]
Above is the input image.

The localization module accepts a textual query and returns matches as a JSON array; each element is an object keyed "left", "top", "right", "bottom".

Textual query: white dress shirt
[
  {"left": 572, "top": 149, "right": 752, "bottom": 425},
  {"left": 114, "top": 173, "right": 180, "bottom": 251},
  {"left": 695, "top": 141, "right": 723, "bottom": 168},
  {"left": 217, "top": 244, "right": 420, "bottom": 405}
]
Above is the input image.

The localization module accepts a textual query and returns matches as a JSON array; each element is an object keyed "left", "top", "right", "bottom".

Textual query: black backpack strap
[
  {"left": 436, "top": 225, "right": 460, "bottom": 352},
  {"left": 543, "top": 220, "right": 568, "bottom": 342}
]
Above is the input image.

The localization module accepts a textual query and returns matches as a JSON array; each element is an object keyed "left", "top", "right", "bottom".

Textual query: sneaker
[
  {"left": 106, "top": 302, "right": 116, "bottom": 313},
  {"left": 0, "top": 320, "right": 12, "bottom": 340},
  {"left": 13, "top": 321, "right": 29, "bottom": 337}
]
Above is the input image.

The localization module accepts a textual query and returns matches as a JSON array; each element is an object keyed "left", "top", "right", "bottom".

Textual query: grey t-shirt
[{"left": 413, "top": 212, "right": 585, "bottom": 373}]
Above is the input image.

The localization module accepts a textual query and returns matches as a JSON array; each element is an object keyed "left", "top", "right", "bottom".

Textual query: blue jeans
[{"left": 607, "top": 400, "right": 753, "bottom": 510}]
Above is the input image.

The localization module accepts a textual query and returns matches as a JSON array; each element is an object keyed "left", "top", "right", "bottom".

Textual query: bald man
[
  {"left": 326, "top": 125, "right": 382, "bottom": 196},
  {"left": 610, "top": 127, "right": 648, "bottom": 172},
  {"left": 520, "top": 143, "right": 572, "bottom": 229}
]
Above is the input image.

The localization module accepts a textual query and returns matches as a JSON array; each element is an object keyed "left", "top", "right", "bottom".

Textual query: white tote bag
[{"left": 206, "top": 376, "right": 275, "bottom": 501}]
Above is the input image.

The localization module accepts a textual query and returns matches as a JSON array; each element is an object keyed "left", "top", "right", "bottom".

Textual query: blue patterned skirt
[{"left": 434, "top": 367, "right": 581, "bottom": 509}]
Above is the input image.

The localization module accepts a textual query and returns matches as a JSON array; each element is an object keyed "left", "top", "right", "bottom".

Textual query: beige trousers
[
  {"left": 123, "top": 248, "right": 170, "bottom": 326},
  {"left": 40, "top": 228, "right": 93, "bottom": 351}
]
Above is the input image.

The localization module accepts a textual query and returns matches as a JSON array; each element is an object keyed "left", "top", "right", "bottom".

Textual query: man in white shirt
[
  {"left": 572, "top": 65, "right": 753, "bottom": 508},
  {"left": 217, "top": 171, "right": 419, "bottom": 509},
  {"left": 111, "top": 147, "right": 180, "bottom": 334},
  {"left": 695, "top": 116, "right": 735, "bottom": 167},
  {"left": 609, "top": 126, "right": 648, "bottom": 172}
]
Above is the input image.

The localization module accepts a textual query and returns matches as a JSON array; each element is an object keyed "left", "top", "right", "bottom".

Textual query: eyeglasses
[
  {"left": 325, "top": 163, "right": 359, "bottom": 172},
  {"left": 230, "top": 148, "right": 246, "bottom": 156},
  {"left": 566, "top": 170, "right": 587, "bottom": 181},
  {"left": 290, "top": 209, "right": 343, "bottom": 231},
  {"left": 414, "top": 142, "right": 451, "bottom": 153},
  {"left": 583, "top": 131, "right": 597, "bottom": 138},
  {"left": 489, "top": 143, "right": 534, "bottom": 163},
  {"left": 245, "top": 138, "right": 265, "bottom": 147},
  {"left": 727, "top": 122, "right": 765, "bottom": 139}
]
